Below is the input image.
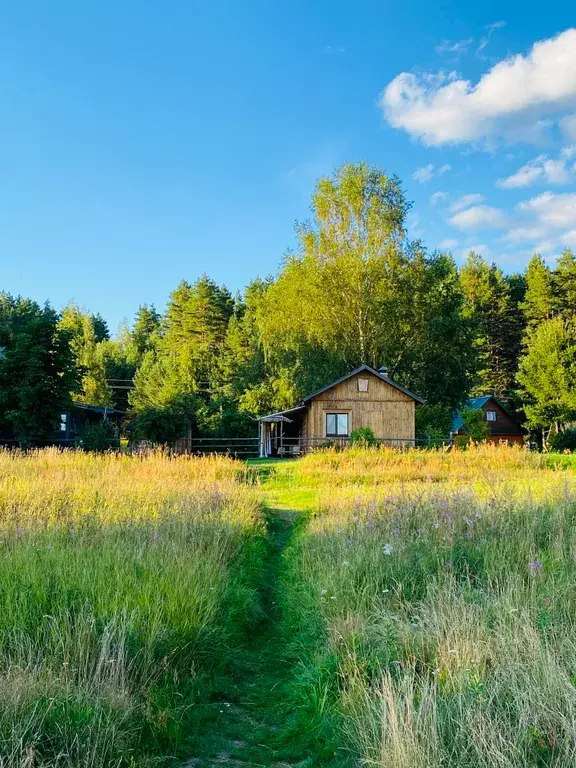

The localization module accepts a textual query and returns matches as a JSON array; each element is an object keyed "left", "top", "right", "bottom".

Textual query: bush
[
  {"left": 131, "top": 400, "right": 195, "bottom": 445},
  {"left": 80, "top": 420, "right": 119, "bottom": 452},
  {"left": 350, "top": 427, "right": 376, "bottom": 447},
  {"left": 460, "top": 407, "right": 490, "bottom": 442},
  {"left": 415, "top": 404, "right": 452, "bottom": 445},
  {"left": 547, "top": 428, "right": 576, "bottom": 453}
]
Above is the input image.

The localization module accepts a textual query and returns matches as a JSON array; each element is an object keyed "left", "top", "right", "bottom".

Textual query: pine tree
[
  {"left": 554, "top": 248, "right": 576, "bottom": 317},
  {"left": 0, "top": 295, "right": 77, "bottom": 445},
  {"left": 460, "top": 252, "right": 523, "bottom": 400},
  {"left": 132, "top": 304, "right": 161, "bottom": 362},
  {"left": 522, "top": 254, "right": 556, "bottom": 327}
]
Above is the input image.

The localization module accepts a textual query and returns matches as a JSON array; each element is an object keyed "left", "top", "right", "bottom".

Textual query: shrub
[
  {"left": 350, "top": 427, "right": 376, "bottom": 447},
  {"left": 80, "top": 420, "right": 118, "bottom": 452},
  {"left": 548, "top": 427, "right": 576, "bottom": 453},
  {"left": 459, "top": 407, "right": 490, "bottom": 442},
  {"left": 415, "top": 404, "right": 452, "bottom": 444}
]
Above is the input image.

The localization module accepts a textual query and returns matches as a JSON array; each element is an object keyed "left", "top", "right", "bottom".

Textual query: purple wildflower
[{"left": 528, "top": 560, "right": 543, "bottom": 572}]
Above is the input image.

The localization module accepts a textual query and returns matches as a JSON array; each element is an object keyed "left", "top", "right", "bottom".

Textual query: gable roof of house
[
  {"left": 452, "top": 395, "right": 508, "bottom": 432},
  {"left": 302, "top": 365, "right": 425, "bottom": 404},
  {"left": 257, "top": 365, "right": 424, "bottom": 421}
]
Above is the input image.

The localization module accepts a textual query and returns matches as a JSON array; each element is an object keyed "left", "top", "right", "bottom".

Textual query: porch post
[{"left": 259, "top": 422, "right": 265, "bottom": 458}]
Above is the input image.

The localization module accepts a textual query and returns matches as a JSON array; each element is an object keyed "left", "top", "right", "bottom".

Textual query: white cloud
[
  {"left": 450, "top": 193, "right": 485, "bottom": 212},
  {"left": 560, "top": 113, "right": 576, "bottom": 141},
  {"left": 413, "top": 163, "right": 451, "bottom": 183},
  {"left": 517, "top": 191, "right": 576, "bottom": 229},
  {"left": 449, "top": 204, "right": 508, "bottom": 230},
  {"left": 504, "top": 226, "right": 548, "bottom": 242},
  {"left": 380, "top": 28, "right": 576, "bottom": 147},
  {"left": 430, "top": 191, "right": 448, "bottom": 206},
  {"left": 436, "top": 38, "right": 474, "bottom": 57},
  {"left": 323, "top": 45, "right": 345, "bottom": 55},
  {"left": 412, "top": 164, "right": 435, "bottom": 183},
  {"left": 438, "top": 238, "right": 459, "bottom": 249},
  {"left": 412, "top": 163, "right": 452, "bottom": 184},
  {"left": 477, "top": 21, "right": 506, "bottom": 54},
  {"left": 497, "top": 152, "right": 574, "bottom": 188},
  {"left": 461, "top": 243, "right": 490, "bottom": 258}
]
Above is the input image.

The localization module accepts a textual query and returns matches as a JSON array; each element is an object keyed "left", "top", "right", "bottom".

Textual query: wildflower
[
  {"left": 343, "top": 559, "right": 349, "bottom": 566},
  {"left": 383, "top": 543, "right": 393, "bottom": 555},
  {"left": 321, "top": 589, "right": 327, "bottom": 595},
  {"left": 431, "top": 521, "right": 439, "bottom": 529},
  {"left": 151, "top": 532, "right": 158, "bottom": 543},
  {"left": 444, "top": 561, "right": 452, "bottom": 569},
  {"left": 543, "top": 597, "right": 552, "bottom": 608},
  {"left": 528, "top": 560, "right": 543, "bottom": 573},
  {"left": 465, "top": 530, "right": 472, "bottom": 539},
  {"left": 426, "top": 474, "right": 433, "bottom": 483},
  {"left": 432, "top": 668, "right": 440, "bottom": 675},
  {"left": 393, "top": 527, "right": 400, "bottom": 535},
  {"left": 16, "top": 528, "right": 24, "bottom": 536},
  {"left": 449, "top": 649, "right": 457, "bottom": 654}
]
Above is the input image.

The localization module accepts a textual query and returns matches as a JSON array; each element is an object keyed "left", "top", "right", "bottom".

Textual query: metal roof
[
  {"left": 302, "top": 365, "right": 425, "bottom": 404},
  {"left": 452, "top": 395, "right": 497, "bottom": 432},
  {"left": 256, "top": 405, "right": 306, "bottom": 423},
  {"left": 257, "top": 365, "right": 425, "bottom": 422},
  {"left": 72, "top": 402, "right": 123, "bottom": 416}
]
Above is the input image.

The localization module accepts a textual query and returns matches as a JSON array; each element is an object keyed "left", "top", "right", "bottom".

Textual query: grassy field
[
  {"left": 274, "top": 446, "right": 576, "bottom": 767},
  {"left": 0, "top": 449, "right": 265, "bottom": 766},
  {"left": 0, "top": 446, "right": 575, "bottom": 767}
]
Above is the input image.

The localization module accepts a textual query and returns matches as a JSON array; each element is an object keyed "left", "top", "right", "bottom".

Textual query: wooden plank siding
[{"left": 307, "top": 371, "right": 415, "bottom": 442}]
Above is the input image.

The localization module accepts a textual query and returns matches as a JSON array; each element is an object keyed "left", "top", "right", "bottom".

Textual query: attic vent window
[
  {"left": 486, "top": 411, "right": 496, "bottom": 422},
  {"left": 357, "top": 378, "right": 369, "bottom": 392}
]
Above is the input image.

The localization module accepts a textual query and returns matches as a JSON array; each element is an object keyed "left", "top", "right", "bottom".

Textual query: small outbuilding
[
  {"left": 257, "top": 365, "right": 424, "bottom": 457},
  {"left": 452, "top": 395, "right": 525, "bottom": 445}
]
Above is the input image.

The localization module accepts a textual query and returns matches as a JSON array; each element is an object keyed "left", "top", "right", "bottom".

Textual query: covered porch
[{"left": 257, "top": 406, "right": 306, "bottom": 458}]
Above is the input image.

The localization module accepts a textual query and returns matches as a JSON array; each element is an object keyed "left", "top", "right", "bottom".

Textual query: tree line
[{"left": 0, "top": 163, "right": 574, "bottom": 447}]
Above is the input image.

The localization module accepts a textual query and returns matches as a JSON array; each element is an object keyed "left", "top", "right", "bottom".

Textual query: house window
[
  {"left": 486, "top": 411, "right": 496, "bottom": 422},
  {"left": 326, "top": 413, "right": 349, "bottom": 437},
  {"left": 357, "top": 378, "right": 369, "bottom": 392},
  {"left": 60, "top": 413, "right": 68, "bottom": 432}
]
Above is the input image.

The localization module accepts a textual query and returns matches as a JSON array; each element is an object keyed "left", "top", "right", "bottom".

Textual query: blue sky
[{"left": 1, "top": 1, "right": 575, "bottom": 331}]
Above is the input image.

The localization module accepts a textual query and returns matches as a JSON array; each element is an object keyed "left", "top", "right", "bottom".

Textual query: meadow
[
  {"left": 0, "top": 446, "right": 575, "bottom": 767},
  {"left": 276, "top": 446, "right": 576, "bottom": 767},
  {"left": 0, "top": 449, "right": 264, "bottom": 766}
]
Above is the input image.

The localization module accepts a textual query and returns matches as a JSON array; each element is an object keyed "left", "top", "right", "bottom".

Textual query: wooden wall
[{"left": 306, "top": 371, "right": 416, "bottom": 444}]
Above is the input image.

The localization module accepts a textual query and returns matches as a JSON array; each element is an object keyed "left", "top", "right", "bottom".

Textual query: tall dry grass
[
  {"left": 0, "top": 449, "right": 264, "bottom": 766},
  {"left": 280, "top": 446, "right": 576, "bottom": 767}
]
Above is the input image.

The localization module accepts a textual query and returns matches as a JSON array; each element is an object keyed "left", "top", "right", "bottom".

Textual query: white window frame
[
  {"left": 357, "top": 378, "right": 369, "bottom": 392},
  {"left": 486, "top": 410, "right": 497, "bottom": 422},
  {"left": 325, "top": 412, "right": 349, "bottom": 437},
  {"left": 60, "top": 413, "right": 68, "bottom": 432}
]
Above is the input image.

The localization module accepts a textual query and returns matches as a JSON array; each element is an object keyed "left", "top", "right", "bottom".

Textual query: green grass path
[{"left": 185, "top": 460, "right": 332, "bottom": 768}]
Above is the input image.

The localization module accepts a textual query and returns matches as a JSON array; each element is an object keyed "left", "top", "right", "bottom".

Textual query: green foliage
[
  {"left": 80, "top": 420, "right": 119, "bottom": 452},
  {"left": 460, "top": 407, "right": 491, "bottom": 441},
  {"left": 547, "top": 428, "right": 576, "bottom": 453},
  {"left": 131, "top": 398, "right": 195, "bottom": 444},
  {"left": 350, "top": 427, "right": 376, "bottom": 446},
  {"left": 517, "top": 317, "right": 576, "bottom": 431},
  {"left": 460, "top": 252, "right": 525, "bottom": 399},
  {"left": 59, "top": 303, "right": 113, "bottom": 406},
  {"left": 0, "top": 294, "right": 78, "bottom": 445},
  {"left": 258, "top": 163, "right": 473, "bottom": 408},
  {"left": 415, "top": 404, "right": 453, "bottom": 444}
]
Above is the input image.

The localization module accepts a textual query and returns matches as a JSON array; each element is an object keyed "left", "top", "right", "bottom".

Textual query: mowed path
[{"left": 186, "top": 461, "right": 325, "bottom": 768}]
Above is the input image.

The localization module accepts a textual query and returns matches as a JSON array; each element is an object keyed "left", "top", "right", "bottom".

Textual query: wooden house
[
  {"left": 257, "top": 365, "right": 424, "bottom": 457},
  {"left": 452, "top": 396, "right": 525, "bottom": 445}
]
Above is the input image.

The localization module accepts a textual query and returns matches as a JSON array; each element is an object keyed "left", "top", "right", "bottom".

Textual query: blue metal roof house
[{"left": 452, "top": 395, "right": 524, "bottom": 444}]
